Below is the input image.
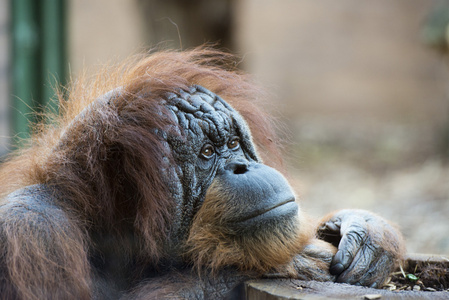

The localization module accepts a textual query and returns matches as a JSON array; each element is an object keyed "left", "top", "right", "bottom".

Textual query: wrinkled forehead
[{"left": 163, "top": 85, "right": 240, "bottom": 144}]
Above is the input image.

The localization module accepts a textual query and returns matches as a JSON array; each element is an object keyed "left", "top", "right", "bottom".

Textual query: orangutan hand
[{"left": 317, "top": 209, "right": 405, "bottom": 288}]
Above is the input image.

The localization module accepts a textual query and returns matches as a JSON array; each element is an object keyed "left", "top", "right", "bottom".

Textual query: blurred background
[{"left": 0, "top": 0, "right": 448, "bottom": 255}]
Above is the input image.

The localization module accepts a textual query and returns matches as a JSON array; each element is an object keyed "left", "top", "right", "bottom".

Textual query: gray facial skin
[{"left": 160, "top": 85, "right": 297, "bottom": 249}]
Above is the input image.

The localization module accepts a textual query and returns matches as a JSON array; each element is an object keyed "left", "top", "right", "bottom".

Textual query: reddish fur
[
  {"left": 0, "top": 48, "right": 287, "bottom": 299},
  {"left": 0, "top": 48, "right": 406, "bottom": 299},
  {"left": 1, "top": 206, "right": 91, "bottom": 299},
  {"left": 185, "top": 180, "right": 314, "bottom": 275}
]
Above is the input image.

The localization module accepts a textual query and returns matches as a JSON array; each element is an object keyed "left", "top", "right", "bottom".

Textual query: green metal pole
[
  {"left": 11, "top": 0, "right": 40, "bottom": 141},
  {"left": 11, "top": 0, "right": 66, "bottom": 145},
  {"left": 41, "top": 0, "right": 66, "bottom": 113}
]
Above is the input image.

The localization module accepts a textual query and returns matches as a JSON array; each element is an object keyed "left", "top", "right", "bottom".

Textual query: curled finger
[{"left": 330, "top": 222, "right": 367, "bottom": 275}]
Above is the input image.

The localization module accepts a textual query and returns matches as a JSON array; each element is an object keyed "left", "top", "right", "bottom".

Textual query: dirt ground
[
  {"left": 286, "top": 127, "right": 449, "bottom": 255},
  {"left": 291, "top": 159, "right": 449, "bottom": 255}
]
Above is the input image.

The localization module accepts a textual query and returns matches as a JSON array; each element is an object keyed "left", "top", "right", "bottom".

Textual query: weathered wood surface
[
  {"left": 244, "top": 254, "right": 449, "bottom": 300},
  {"left": 245, "top": 279, "right": 449, "bottom": 300}
]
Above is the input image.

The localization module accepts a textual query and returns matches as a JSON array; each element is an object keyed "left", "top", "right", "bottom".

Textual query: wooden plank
[{"left": 244, "top": 254, "right": 449, "bottom": 299}]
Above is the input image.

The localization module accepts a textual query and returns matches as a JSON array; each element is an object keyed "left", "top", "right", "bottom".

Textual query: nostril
[
  {"left": 224, "top": 160, "right": 249, "bottom": 174},
  {"left": 233, "top": 163, "right": 248, "bottom": 174}
]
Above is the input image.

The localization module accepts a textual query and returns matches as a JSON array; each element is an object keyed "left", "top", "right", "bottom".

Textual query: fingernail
[
  {"left": 326, "top": 222, "right": 339, "bottom": 231},
  {"left": 330, "top": 263, "right": 345, "bottom": 275},
  {"left": 332, "top": 250, "right": 344, "bottom": 264}
]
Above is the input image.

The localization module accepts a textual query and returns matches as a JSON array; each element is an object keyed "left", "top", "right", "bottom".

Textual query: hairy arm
[
  {"left": 0, "top": 185, "right": 91, "bottom": 300},
  {"left": 123, "top": 269, "right": 248, "bottom": 300},
  {"left": 263, "top": 237, "right": 337, "bottom": 282}
]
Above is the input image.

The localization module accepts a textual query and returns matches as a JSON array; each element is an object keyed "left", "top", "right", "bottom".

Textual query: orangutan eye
[
  {"left": 200, "top": 144, "right": 215, "bottom": 158},
  {"left": 227, "top": 137, "right": 240, "bottom": 150}
]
